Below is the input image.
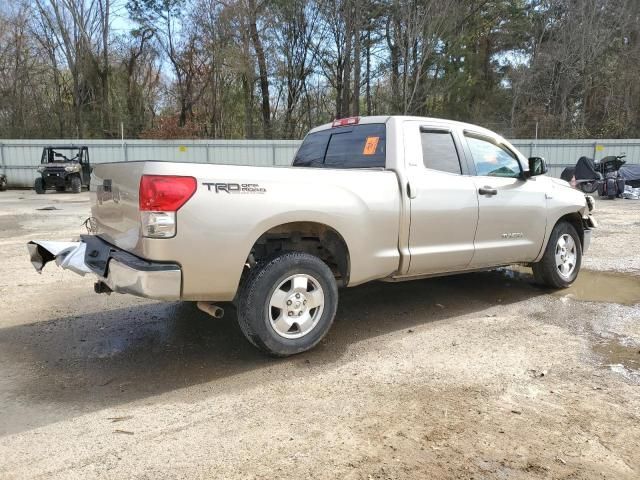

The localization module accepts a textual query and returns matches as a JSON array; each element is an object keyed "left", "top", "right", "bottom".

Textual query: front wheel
[
  {"left": 70, "top": 175, "right": 81, "bottom": 193},
  {"left": 236, "top": 252, "right": 338, "bottom": 357},
  {"left": 34, "top": 177, "right": 45, "bottom": 194},
  {"left": 578, "top": 181, "right": 599, "bottom": 194},
  {"left": 532, "top": 221, "right": 582, "bottom": 288},
  {"left": 0, "top": 178, "right": 6, "bottom": 191}
]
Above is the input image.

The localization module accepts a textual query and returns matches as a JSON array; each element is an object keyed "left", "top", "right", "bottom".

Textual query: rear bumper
[
  {"left": 99, "top": 255, "right": 181, "bottom": 300},
  {"left": 28, "top": 235, "right": 182, "bottom": 301}
]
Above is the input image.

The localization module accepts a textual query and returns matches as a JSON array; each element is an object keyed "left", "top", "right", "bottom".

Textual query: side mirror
[{"left": 528, "top": 156, "right": 548, "bottom": 177}]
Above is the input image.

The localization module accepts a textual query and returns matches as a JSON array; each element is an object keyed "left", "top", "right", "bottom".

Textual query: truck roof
[{"left": 308, "top": 115, "right": 503, "bottom": 141}]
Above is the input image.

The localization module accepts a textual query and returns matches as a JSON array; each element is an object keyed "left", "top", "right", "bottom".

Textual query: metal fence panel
[
  {"left": 1, "top": 138, "right": 638, "bottom": 188},
  {"left": 510, "top": 139, "right": 640, "bottom": 178}
]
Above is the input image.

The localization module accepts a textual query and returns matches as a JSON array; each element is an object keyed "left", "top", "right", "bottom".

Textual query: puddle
[
  {"left": 556, "top": 270, "right": 640, "bottom": 306},
  {"left": 503, "top": 267, "right": 640, "bottom": 306},
  {"left": 592, "top": 339, "right": 640, "bottom": 382}
]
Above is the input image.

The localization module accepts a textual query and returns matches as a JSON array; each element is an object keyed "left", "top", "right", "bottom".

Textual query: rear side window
[
  {"left": 293, "top": 124, "right": 386, "bottom": 169},
  {"left": 420, "top": 130, "right": 461, "bottom": 174}
]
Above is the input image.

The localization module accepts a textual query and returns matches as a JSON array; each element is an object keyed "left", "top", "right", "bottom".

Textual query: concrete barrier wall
[{"left": 1, "top": 138, "right": 638, "bottom": 188}]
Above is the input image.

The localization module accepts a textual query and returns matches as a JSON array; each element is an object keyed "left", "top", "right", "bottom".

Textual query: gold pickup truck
[{"left": 29, "top": 116, "right": 596, "bottom": 356}]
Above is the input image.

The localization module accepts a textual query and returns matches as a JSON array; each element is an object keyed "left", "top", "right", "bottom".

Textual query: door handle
[
  {"left": 407, "top": 181, "right": 417, "bottom": 199},
  {"left": 478, "top": 186, "right": 498, "bottom": 196}
]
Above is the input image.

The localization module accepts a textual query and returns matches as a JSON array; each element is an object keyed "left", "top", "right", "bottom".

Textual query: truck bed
[{"left": 90, "top": 161, "right": 402, "bottom": 300}]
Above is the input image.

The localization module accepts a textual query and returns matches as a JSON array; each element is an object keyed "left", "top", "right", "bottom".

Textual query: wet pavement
[
  {"left": 503, "top": 266, "right": 640, "bottom": 306},
  {"left": 0, "top": 190, "right": 639, "bottom": 479}
]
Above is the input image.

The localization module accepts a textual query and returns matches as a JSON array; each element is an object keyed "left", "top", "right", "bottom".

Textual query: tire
[
  {"left": 532, "top": 221, "right": 582, "bottom": 289},
  {"left": 606, "top": 178, "right": 616, "bottom": 199},
  {"left": 34, "top": 177, "right": 45, "bottom": 194},
  {"left": 56, "top": 186, "right": 66, "bottom": 192},
  {"left": 236, "top": 251, "right": 338, "bottom": 357},
  {"left": 70, "top": 175, "right": 81, "bottom": 193},
  {"left": 578, "top": 181, "right": 599, "bottom": 194},
  {"left": 0, "top": 179, "right": 6, "bottom": 192}
]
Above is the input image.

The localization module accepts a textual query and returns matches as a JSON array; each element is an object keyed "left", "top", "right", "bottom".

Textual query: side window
[
  {"left": 466, "top": 135, "right": 522, "bottom": 178},
  {"left": 420, "top": 130, "right": 461, "bottom": 174}
]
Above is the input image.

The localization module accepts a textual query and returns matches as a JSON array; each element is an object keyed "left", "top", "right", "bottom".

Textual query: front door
[
  {"left": 463, "top": 133, "right": 547, "bottom": 267},
  {"left": 405, "top": 124, "right": 479, "bottom": 275}
]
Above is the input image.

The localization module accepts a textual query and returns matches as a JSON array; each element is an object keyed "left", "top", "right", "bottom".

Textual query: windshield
[{"left": 45, "top": 149, "right": 82, "bottom": 163}]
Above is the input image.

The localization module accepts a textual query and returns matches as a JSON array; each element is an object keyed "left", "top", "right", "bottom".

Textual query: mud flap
[{"left": 27, "top": 241, "right": 93, "bottom": 276}]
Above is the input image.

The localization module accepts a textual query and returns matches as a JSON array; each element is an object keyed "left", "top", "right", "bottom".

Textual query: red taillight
[
  {"left": 139, "top": 175, "right": 197, "bottom": 212},
  {"left": 332, "top": 116, "right": 360, "bottom": 128}
]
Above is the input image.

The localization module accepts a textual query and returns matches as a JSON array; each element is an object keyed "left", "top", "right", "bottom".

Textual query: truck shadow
[{"left": 0, "top": 268, "right": 543, "bottom": 436}]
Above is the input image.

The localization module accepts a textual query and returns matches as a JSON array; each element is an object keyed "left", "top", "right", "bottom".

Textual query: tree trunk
[
  {"left": 386, "top": 15, "right": 400, "bottom": 113},
  {"left": 242, "top": 73, "right": 255, "bottom": 139},
  {"left": 351, "top": 2, "right": 361, "bottom": 116},
  {"left": 247, "top": 0, "right": 272, "bottom": 139},
  {"left": 365, "top": 27, "right": 371, "bottom": 115},
  {"left": 99, "top": 0, "right": 110, "bottom": 135},
  {"left": 341, "top": 3, "right": 352, "bottom": 117}
]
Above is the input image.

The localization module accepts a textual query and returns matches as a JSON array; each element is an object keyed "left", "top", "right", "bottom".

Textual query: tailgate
[{"left": 91, "top": 162, "right": 145, "bottom": 252}]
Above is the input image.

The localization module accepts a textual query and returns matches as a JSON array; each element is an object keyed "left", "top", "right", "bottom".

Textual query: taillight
[
  {"left": 332, "top": 116, "right": 360, "bottom": 127},
  {"left": 139, "top": 175, "right": 197, "bottom": 238},
  {"left": 139, "top": 175, "right": 197, "bottom": 212}
]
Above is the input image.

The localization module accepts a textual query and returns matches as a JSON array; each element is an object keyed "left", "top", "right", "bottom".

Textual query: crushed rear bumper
[{"left": 28, "top": 235, "right": 181, "bottom": 300}]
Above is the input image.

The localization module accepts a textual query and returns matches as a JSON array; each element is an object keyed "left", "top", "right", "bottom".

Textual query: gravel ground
[{"left": 0, "top": 190, "right": 638, "bottom": 479}]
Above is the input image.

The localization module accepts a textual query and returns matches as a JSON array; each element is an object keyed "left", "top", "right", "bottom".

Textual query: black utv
[{"left": 35, "top": 146, "right": 91, "bottom": 194}]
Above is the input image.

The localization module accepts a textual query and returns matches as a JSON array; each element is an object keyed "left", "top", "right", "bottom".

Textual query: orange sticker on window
[{"left": 363, "top": 136, "right": 380, "bottom": 155}]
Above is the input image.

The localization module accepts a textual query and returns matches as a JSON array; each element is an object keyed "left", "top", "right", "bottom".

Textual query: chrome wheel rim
[
  {"left": 555, "top": 234, "right": 577, "bottom": 279},
  {"left": 268, "top": 274, "right": 325, "bottom": 339}
]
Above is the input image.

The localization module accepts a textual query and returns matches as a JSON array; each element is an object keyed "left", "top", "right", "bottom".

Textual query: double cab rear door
[{"left": 402, "top": 120, "right": 547, "bottom": 276}]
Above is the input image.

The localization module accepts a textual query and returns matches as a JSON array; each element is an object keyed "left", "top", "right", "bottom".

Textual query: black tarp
[
  {"left": 574, "top": 156, "right": 600, "bottom": 181},
  {"left": 618, "top": 164, "right": 640, "bottom": 187},
  {"left": 560, "top": 167, "right": 575, "bottom": 182}
]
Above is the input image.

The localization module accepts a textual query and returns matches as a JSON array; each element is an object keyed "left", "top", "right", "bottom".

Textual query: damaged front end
[{"left": 28, "top": 235, "right": 182, "bottom": 301}]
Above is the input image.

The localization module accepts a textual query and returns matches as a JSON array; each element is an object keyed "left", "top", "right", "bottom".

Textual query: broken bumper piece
[{"left": 28, "top": 235, "right": 181, "bottom": 300}]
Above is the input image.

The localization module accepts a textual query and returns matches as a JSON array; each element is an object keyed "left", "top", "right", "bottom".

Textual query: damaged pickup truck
[{"left": 29, "top": 116, "right": 597, "bottom": 356}]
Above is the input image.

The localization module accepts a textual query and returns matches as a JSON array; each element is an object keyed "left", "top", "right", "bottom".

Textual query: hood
[
  {"left": 550, "top": 177, "right": 572, "bottom": 189},
  {"left": 43, "top": 162, "right": 80, "bottom": 169}
]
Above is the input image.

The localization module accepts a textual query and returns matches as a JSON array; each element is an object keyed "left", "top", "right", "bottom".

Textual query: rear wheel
[
  {"left": 34, "top": 177, "right": 45, "bottom": 194},
  {"left": 532, "top": 221, "right": 582, "bottom": 288},
  {"left": 0, "top": 178, "right": 6, "bottom": 191},
  {"left": 70, "top": 176, "right": 81, "bottom": 193},
  {"left": 606, "top": 178, "right": 616, "bottom": 199},
  {"left": 236, "top": 251, "right": 338, "bottom": 357}
]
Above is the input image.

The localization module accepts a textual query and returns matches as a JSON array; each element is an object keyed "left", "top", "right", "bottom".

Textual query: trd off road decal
[{"left": 202, "top": 182, "right": 267, "bottom": 194}]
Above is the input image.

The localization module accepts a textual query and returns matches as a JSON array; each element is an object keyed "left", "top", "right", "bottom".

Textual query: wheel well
[
  {"left": 248, "top": 222, "right": 350, "bottom": 287},
  {"left": 557, "top": 212, "right": 584, "bottom": 247}
]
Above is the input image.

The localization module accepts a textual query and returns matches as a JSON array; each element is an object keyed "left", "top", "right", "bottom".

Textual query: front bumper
[
  {"left": 42, "top": 172, "right": 68, "bottom": 187},
  {"left": 583, "top": 229, "right": 592, "bottom": 253},
  {"left": 28, "top": 235, "right": 181, "bottom": 300},
  {"left": 582, "top": 214, "right": 597, "bottom": 253}
]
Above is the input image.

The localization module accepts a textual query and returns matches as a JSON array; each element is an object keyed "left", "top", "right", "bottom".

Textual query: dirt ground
[{"left": 0, "top": 190, "right": 639, "bottom": 480}]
